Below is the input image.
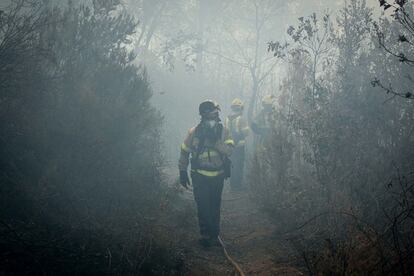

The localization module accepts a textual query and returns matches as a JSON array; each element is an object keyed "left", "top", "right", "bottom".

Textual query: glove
[
  {"left": 215, "top": 140, "right": 233, "bottom": 156},
  {"left": 179, "top": 170, "right": 190, "bottom": 189}
]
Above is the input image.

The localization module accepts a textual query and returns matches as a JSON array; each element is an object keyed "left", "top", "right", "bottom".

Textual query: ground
[{"left": 175, "top": 183, "right": 305, "bottom": 276}]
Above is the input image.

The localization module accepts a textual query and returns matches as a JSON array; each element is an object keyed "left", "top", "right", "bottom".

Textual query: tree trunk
[{"left": 248, "top": 77, "right": 259, "bottom": 125}]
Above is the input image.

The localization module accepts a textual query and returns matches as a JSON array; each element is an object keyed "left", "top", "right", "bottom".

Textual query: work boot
[
  {"left": 198, "top": 236, "right": 211, "bottom": 248},
  {"left": 209, "top": 236, "right": 221, "bottom": 247}
]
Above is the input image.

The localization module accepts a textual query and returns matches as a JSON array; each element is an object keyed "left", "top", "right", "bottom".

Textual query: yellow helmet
[
  {"left": 261, "top": 95, "right": 273, "bottom": 106},
  {"left": 231, "top": 98, "right": 243, "bottom": 107}
]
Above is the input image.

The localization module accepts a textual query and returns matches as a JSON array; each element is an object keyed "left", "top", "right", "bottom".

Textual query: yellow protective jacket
[
  {"left": 179, "top": 124, "right": 234, "bottom": 177},
  {"left": 224, "top": 114, "right": 249, "bottom": 147},
  {"left": 251, "top": 110, "right": 273, "bottom": 137}
]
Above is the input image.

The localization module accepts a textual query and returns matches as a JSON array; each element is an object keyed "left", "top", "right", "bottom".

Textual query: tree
[
  {"left": 252, "top": 1, "right": 414, "bottom": 273},
  {"left": 204, "top": 0, "right": 286, "bottom": 122},
  {"left": 0, "top": 1, "right": 178, "bottom": 274},
  {"left": 373, "top": 0, "right": 414, "bottom": 99}
]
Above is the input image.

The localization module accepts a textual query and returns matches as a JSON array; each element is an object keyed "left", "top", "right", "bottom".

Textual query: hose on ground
[{"left": 218, "top": 235, "right": 246, "bottom": 276}]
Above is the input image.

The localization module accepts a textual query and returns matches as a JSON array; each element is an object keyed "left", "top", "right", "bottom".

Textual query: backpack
[{"left": 191, "top": 123, "right": 231, "bottom": 178}]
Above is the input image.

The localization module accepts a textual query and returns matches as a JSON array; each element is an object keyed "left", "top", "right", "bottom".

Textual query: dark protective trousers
[
  {"left": 191, "top": 172, "right": 224, "bottom": 238},
  {"left": 230, "top": 146, "right": 245, "bottom": 190}
]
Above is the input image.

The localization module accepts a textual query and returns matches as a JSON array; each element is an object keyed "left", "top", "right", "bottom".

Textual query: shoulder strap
[
  {"left": 190, "top": 124, "right": 205, "bottom": 169},
  {"left": 217, "top": 123, "right": 223, "bottom": 140},
  {"left": 236, "top": 116, "right": 241, "bottom": 133},
  {"left": 194, "top": 124, "right": 205, "bottom": 153},
  {"left": 225, "top": 116, "right": 233, "bottom": 134}
]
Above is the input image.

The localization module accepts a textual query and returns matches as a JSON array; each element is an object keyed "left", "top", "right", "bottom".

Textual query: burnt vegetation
[
  {"left": 252, "top": 0, "right": 414, "bottom": 274},
  {"left": 1, "top": 0, "right": 414, "bottom": 275},
  {"left": 0, "top": 0, "right": 181, "bottom": 275}
]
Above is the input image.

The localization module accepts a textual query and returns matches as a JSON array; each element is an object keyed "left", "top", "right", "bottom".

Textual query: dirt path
[{"left": 178, "top": 184, "right": 305, "bottom": 276}]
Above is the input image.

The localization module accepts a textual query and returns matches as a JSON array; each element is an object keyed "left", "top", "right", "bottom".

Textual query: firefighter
[
  {"left": 179, "top": 100, "right": 234, "bottom": 247},
  {"left": 225, "top": 98, "right": 249, "bottom": 191},
  {"left": 251, "top": 95, "right": 274, "bottom": 145}
]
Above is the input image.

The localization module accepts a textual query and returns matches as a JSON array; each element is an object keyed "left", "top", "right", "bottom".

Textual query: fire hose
[{"left": 218, "top": 235, "right": 246, "bottom": 276}]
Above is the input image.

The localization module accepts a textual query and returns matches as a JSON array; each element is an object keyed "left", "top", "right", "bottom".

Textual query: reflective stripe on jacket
[
  {"left": 179, "top": 124, "right": 234, "bottom": 177},
  {"left": 225, "top": 115, "right": 249, "bottom": 147}
]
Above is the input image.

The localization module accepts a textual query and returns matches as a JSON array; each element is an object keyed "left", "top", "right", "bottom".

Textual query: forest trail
[{"left": 177, "top": 184, "right": 304, "bottom": 276}]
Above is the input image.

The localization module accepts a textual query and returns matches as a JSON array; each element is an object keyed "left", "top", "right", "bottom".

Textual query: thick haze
[
  {"left": 1, "top": 0, "right": 413, "bottom": 274},
  {"left": 121, "top": 0, "right": 380, "bottom": 163},
  {"left": 1, "top": 0, "right": 379, "bottom": 162}
]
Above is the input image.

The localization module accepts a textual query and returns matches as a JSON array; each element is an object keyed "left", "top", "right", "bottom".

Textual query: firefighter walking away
[
  {"left": 251, "top": 94, "right": 274, "bottom": 146},
  {"left": 179, "top": 100, "right": 234, "bottom": 248},
  {"left": 225, "top": 98, "right": 249, "bottom": 191}
]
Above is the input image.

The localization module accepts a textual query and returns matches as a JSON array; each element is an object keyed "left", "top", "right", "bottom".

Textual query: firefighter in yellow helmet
[
  {"left": 251, "top": 95, "right": 274, "bottom": 145},
  {"left": 179, "top": 100, "right": 234, "bottom": 248},
  {"left": 225, "top": 98, "right": 249, "bottom": 191}
]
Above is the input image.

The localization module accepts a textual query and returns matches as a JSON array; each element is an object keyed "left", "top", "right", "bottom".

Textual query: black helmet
[{"left": 199, "top": 100, "right": 220, "bottom": 116}]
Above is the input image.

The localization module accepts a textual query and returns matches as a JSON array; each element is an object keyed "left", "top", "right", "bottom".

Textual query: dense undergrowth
[
  {"left": 0, "top": 1, "right": 183, "bottom": 274},
  {"left": 250, "top": 1, "right": 414, "bottom": 275}
]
